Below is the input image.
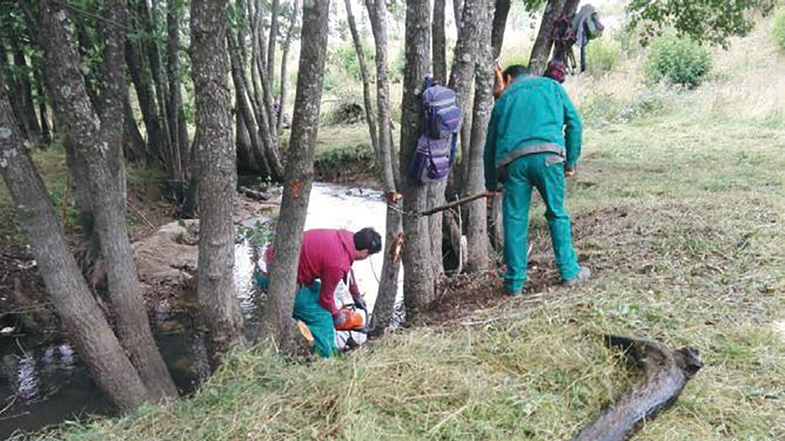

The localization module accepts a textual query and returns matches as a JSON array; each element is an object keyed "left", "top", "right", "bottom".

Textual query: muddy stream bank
[{"left": 0, "top": 183, "right": 402, "bottom": 439}]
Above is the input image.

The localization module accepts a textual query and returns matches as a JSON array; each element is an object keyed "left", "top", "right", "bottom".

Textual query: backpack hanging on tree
[{"left": 411, "top": 76, "right": 462, "bottom": 184}]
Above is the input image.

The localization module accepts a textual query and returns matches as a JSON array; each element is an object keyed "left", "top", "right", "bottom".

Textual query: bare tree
[
  {"left": 463, "top": 0, "right": 495, "bottom": 273},
  {"left": 365, "top": 0, "right": 403, "bottom": 337},
  {"left": 191, "top": 0, "right": 245, "bottom": 363},
  {"left": 1, "top": 72, "right": 150, "bottom": 413},
  {"left": 258, "top": 0, "right": 331, "bottom": 353},
  {"left": 39, "top": 0, "right": 177, "bottom": 400},
  {"left": 491, "top": 0, "right": 512, "bottom": 58},
  {"left": 399, "top": 0, "right": 435, "bottom": 318},
  {"left": 529, "top": 0, "right": 580, "bottom": 75}
]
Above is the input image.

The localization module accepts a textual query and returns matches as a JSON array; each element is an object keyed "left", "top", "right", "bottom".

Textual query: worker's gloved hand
[
  {"left": 353, "top": 295, "right": 367, "bottom": 311},
  {"left": 333, "top": 311, "right": 348, "bottom": 327}
]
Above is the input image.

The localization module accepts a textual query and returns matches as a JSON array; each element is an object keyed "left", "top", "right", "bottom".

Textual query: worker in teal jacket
[{"left": 484, "top": 64, "right": 590, "bottom": 294}]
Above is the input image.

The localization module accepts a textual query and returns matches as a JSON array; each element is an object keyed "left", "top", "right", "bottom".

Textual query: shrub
[
  {"left": 773, "top": 9, "right": 785, "bottom": 51},
  {"left": 580, "top": 88, "right": 674, "bottom": 127},
  {"left": 645, "top": 34, "right": 712, "bottom": 88},
  {"left": 585, "top": 38, "right": 621, "bottom": 77}
]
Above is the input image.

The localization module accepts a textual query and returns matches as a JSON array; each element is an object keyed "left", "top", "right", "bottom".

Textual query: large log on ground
[{"left": 571, "top": 335, "right": 703, "bottom": 441}]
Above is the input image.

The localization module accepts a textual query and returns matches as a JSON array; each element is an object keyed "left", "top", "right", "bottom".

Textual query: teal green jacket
[{"left": 484, "top": 75, "right": 583, "bottom": 191}]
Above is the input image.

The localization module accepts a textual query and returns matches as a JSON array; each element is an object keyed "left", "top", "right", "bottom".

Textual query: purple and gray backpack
[{"left": 411, "top": 77, "right": 462, "bottom": 184}]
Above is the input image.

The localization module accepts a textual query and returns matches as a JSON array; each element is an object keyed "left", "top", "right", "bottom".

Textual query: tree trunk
[
  {"left": 344, "top": 0, "right": 379, "bottom": 155},
  {"left": 432, "top": 0, "right": 447, "bottom": 85},
  {"left": 365, "top": 0, "right": 402, "bottom": 338},
  {"left": 0, "top": 42, "right": 28, "bottom": 140},
  {"left": 491, "top": 0, "right": 511, "bottom": 59},
  {"left": 125, "top": 38, "right": 164, "bottom": 165},
  {"left": 428, "top": 181, "right": 446, "bottom": 278},
  {"left": 123, "top": 88, "right": 147, "bottom": 162},
  {"left": 228, "top": 32, "right": 273, "bottom": 178},
  {"left": 191, "top": 0, "right": 245, "bottom": 364},
  {"left": 0, "top": 78, "right": 149, "bottom": 412},
  {"left": 399, "top": 0, "right": 435, "bottom": 319},
  {"left": 167, "top": 0, "right": 189, "bottom": 199},
  {"left": 258, "top": 0, "right": 331, "bottom": 353},
  {"left": 235, "top": 102, "right": 261, "bottom": 174},
  {"left": 448, "top": 0, "right": 481, "bottom": 191},
  {"left": 529, "top": 0, "right": 580, "bottom": 75},
  {"left": 276, "top": 0, "right": 300, "bottom": 135},
  {"left": 453, "top": 0, "right": 465, "bottom": 39},
  {"left": 12, "top": 43, "right": 42, "bottom": 142},
  {"left": 35, "top": 70, "right": 52, "bottom": 144},
  {"left": 267, "top": 0, "right": 280, "bottom": 82},
  {"left": 463, "top": 0, "right": 495, "bottom": 273},
  {"left": 39, "top": 0, "right": 177, "bottom": 401}
]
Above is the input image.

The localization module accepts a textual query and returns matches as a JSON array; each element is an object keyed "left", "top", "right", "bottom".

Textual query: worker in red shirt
[{"left": 255, "top": 227, "right": 382, "bottom": 357}]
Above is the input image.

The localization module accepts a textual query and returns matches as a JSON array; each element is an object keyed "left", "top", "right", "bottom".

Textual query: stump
[{"left": 571, "top": 335, "right": 703, "bottom": 441}]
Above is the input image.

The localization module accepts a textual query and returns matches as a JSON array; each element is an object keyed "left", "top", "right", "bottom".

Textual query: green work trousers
[
  {"left": 502, "top": 153, "right": 580, "bottom": 292},
  {"left": 254, "top": 271, "right": 336, "bottom": 357}
]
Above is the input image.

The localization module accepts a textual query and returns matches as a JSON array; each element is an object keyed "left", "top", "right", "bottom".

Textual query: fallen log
[
  {"left": 571, "top": 335, "right": 703, "bottom": 441},
  {"left": 239, "top": 186, "right": 270, "bottom": 201}
]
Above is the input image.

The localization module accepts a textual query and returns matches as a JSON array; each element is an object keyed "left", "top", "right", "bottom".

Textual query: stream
[{"left": 0, "top": 183, "right": 401, "bottom": 440}]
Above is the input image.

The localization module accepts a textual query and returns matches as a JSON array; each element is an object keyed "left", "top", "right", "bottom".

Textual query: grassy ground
[{"left": 12, "top": 11, "right": 785, "bottom": 441}]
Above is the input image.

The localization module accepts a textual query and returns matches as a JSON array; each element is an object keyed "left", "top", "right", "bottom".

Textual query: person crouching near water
[
  {"left": 484, "top": 64, "right": 590, "bottom": 295},
  {"left": 254, "top": 227, "right": 382, "bottom": 357}
]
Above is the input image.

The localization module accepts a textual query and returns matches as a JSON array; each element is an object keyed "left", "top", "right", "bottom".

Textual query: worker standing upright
[{"left": 484, "top": 64, "right": 590, "bottom": 295}]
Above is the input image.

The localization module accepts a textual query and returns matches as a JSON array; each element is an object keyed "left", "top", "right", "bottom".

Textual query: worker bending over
[
  {"left": 255, "top": 228, "right": 382, "bottom": 356},
  {"left": 484, "top": 64, "right": 590, "bottom": 295}
]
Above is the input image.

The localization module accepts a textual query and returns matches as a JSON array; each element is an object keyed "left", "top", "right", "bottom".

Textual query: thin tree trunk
[
  {"left": 235, "top": 107, "right": 260, "bottom": 173},
  {"left": 228, "top": 31, "right": 273, "bottom": 178},
  {"left": 464, "top": 0, "right": 495, "bottom": 273},
  {"left": 276, "top": 0, "right": 300, "bottom": 135},
  {"left": 267, "top": 0, "right": 280, "bottom": 82},
  {"left": 0, "top": 78, "right": 149, "bottom": 412},
  {"left": 0, "top": 42, "right": 28, "bottom": 139},
  {"left": 258, "top": 0, "right": 331, "bottom": 353},
  {"left": 40, "top": 0, "right": 177, "bottom": 400},
  {"left": 167, "top": 0, "right": 189, "bottom": 199},
  {"left": 12, "top": 43, "right": 42, "bottom": 141},
  {"left": 491, "top": 0, "right": 511, "bottom": 59},
  {"left": 399, "top": 0, "right": 435, "bottom": 319},
  {"left": 529, "top": 0, "right": 579, "bottom": 75},
  {"left": 125, "top": 38, "right": 164, "bottom": 165},
  {"left": 34, "top": 69, "right": 52, "bottom": 144},
  {"left": 432, "top": 0, "right": 447, "bottom": 85},
  {"left": 123, "top": 89, "right": 147, "bottom": 162},
  {"left": 191, "top": 0, "right": 245, "bottom": 364},
  {"left": 365, "top": 0, "right": 402, "bottom": 337},
  {"left": 453, "top": 0, "right": 465, "bottom": 39},
  {"left": 344, "top": 0, "right": 379, "bottom": 155}
]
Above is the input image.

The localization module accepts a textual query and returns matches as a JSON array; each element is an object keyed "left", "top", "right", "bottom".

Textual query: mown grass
[{"left": 13, "top": 12, "right": 785, "bottom": 441}]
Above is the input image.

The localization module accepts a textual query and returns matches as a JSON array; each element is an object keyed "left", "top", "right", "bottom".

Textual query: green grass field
[{"left": 10, "top": 10, "right": 785, "bottom": 441}]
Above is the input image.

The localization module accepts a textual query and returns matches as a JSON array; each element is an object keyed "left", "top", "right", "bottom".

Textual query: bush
[
  {"left": 645, "top": 34, "right": 712, "bottom": 88},
  {"left": 773, "top": 9, "right": 785, "bottom": 51},
  {"left": 580, "top": 88, "right": 674, "bottom": 127},
  {"left": 585, "top": 38, "right": 621, "bottom": 77},
  {"left": 332, "top": 42, "right": 375, "bottom": 82}
]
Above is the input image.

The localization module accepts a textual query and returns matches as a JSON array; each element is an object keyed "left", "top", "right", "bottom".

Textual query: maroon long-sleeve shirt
[{"left": 264, "top": 229, "right": 360, "bottom": 316}]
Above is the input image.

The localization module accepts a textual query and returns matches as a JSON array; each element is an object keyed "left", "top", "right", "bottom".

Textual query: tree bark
[
  {"left": 453, "top": 0, "right": 465, "bottom": 39},
  {"left": 399, "top": 0, "right": 435, "bottom": 319},
  {"left": 0, "top": 77, "right": 149, "bottom": 412},
  {"left": 123, "top": 88, "right": 147, "bottom": 162},
  {"left": 276, "top": 0, "right": 300, "bottom": 135},
  {"left": 365, "top": 0, "right": 402, "bottom": 338},
  {"left": 491, "top": 0, "right": 511, "bottom": 59},
  {"left": 39, "top": 0, "right": 177, "bottom": 400},
  {"left": 12, "top": 43, "right": 42, "bottom": 142},
  {"left": 529, "top": 0, "right": 580, "bottom": 75},
  {"left": 191, "top": 0, "right": 245, "bottom": 364},
  {"left": 267, "top": 0, "right": 280, "bottom": 82},
  {"left": 0, "top": 42, "right": 28, "bottom": 140},
  {"left": 344, "top": 0, "right": 379, "bottom": 155},
  {"left": 571, "top": 336, "right": 703, "bottom": 441},
  {"left": 34, "top": 69, "right": 52, "bottom": 144},
  {"left": 228, "top": 31, "right": 273, "bottom": 178},
  {"left": 463, "top": 0, "right": 495, "bottom": 273},
  {"left": 235, "top": 99, "right": 261, "bottom": 174},
  {"left": 432, "top": 0, "right": 447, "bottom": 85},
  {"left": 258, "top": 0, "right": 331, "bottom": 353}
]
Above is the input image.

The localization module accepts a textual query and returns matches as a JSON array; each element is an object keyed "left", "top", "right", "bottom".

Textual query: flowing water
[{"left": 0, "top": 183, "right": 400, "bottom": 440}]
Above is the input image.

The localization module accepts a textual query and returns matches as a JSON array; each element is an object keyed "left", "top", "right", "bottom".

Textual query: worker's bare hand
[
  {"left": 485, "top": 189, "right": 498, "bottom": 198},
  {"left": 565, "top": 166, "right": 576, "bottom": 177}
]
